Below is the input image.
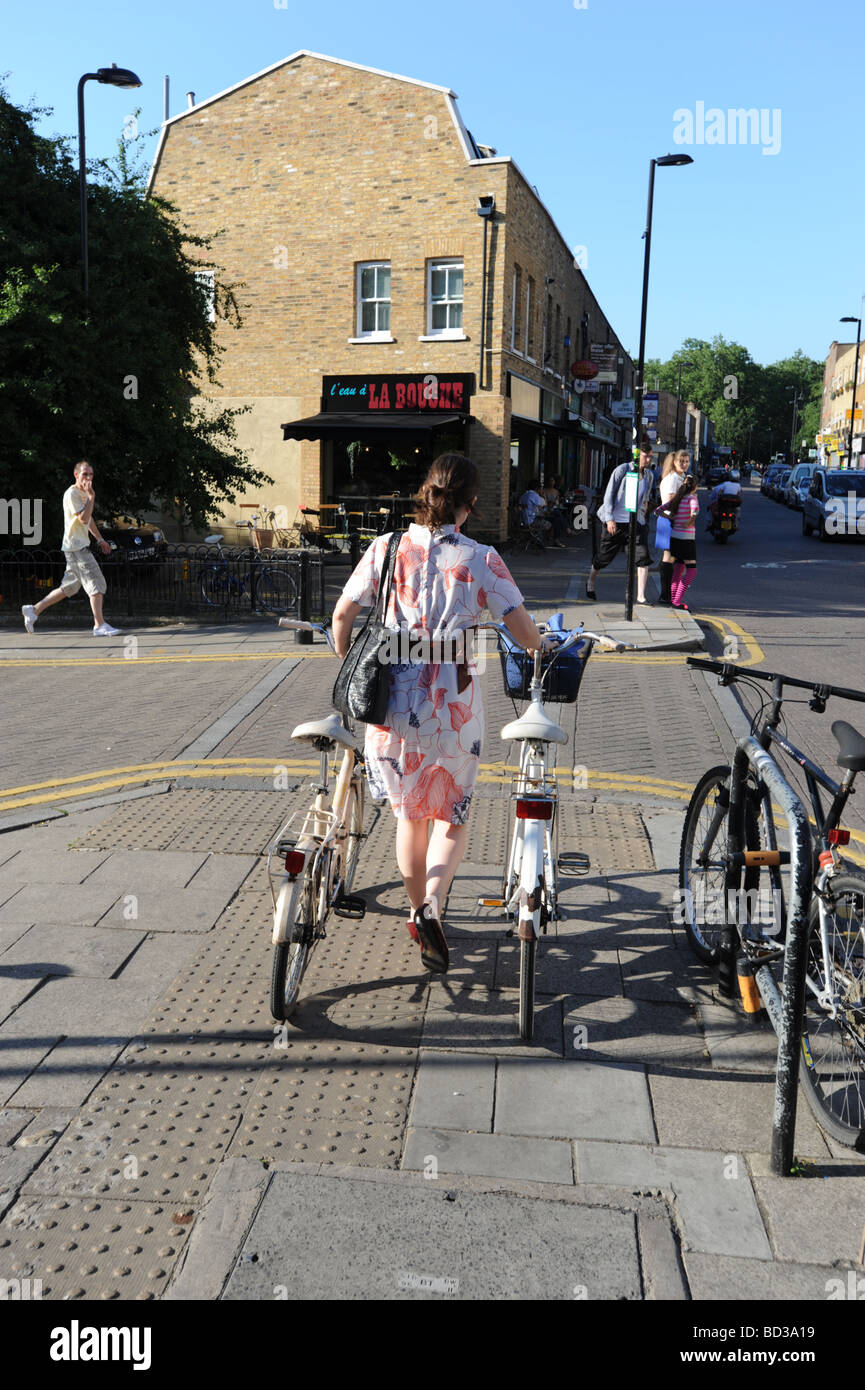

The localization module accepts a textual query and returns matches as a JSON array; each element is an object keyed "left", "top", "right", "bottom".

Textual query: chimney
[{"left": 187, "top": 91, "right": 195, "bottom": 109}]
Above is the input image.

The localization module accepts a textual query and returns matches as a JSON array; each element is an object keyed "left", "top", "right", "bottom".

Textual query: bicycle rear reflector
[
  {"left": 284, "top": 850, "right": 305, "bottom": 875},
  {"left": 516, "top": 799, "right": 554, "bottom": 820},
  {"left": 828, "top": 829, "right": 851, "bottom": 845}
]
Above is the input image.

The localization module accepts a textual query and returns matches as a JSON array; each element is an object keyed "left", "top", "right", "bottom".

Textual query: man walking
[
  {"left": 585, "top": 437, "right": 655, "bottom": 604},
  {"left": 22, "top": 461, "right": 121, "bottom": 636}
]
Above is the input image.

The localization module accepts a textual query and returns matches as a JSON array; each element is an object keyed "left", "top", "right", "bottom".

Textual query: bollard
[
  {"left": 295, "top": 551, "right": 312, "bottom": 644},
  {"left": 349, "top": 533, "right": 361, "bottom": 569}
]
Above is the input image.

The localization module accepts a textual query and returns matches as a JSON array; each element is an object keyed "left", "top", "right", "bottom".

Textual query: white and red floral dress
[{"left": 340, "top": 523, "right": 524, "bottom": 823}]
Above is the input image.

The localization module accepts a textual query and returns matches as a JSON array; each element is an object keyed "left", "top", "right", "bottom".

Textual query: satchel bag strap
[{"left": 374, "top": 531, "right": 402, "bottom": 625}]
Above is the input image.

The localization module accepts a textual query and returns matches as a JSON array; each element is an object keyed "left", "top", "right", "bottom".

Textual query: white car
[{"left": 802, "top": 469, "right": 865, "bottom": 539}]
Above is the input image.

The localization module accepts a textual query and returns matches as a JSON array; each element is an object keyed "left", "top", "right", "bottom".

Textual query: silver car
[
  {"left": 784, "top": 461, "right": 817, "bottom": 509},
  {"left": 802, "top": 468, "right": 865, "bottom": 539}
]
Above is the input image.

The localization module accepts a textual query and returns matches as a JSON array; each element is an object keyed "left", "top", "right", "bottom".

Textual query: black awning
[{"left": 281, "top": 412, "right": 469, "bottom": 441}]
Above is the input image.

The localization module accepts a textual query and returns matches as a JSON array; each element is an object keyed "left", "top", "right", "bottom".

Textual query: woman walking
[
  {"left": 657, "top": 449, "right": 699, "bottom": 610},
  {"left": 331, "top": 454, "right": 546, "bottom": 974}
]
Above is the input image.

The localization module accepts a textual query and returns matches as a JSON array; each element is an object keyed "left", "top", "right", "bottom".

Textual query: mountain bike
[
  {"left": 267, "top": 618, "right": 367, "bottom": 1019},
  {"left": 198, "top": 531, "right": 297, "bottom": 614},
  {"left": 479, "top": 616, "right": 627, "bottom": 1040},
  {"left": 680, "top": 656, "right": 865, "bottom": 1150}
]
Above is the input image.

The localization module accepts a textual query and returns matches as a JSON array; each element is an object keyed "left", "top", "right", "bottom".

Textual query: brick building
[{"left": 148, "top": 51, "right": 634, "bottom": 540}]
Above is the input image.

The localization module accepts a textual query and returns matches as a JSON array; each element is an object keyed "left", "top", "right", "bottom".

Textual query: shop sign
[
  {"left": 642, "top": 392, "right": 659, "bottom": 421},
  {"left": 590, "top": 342, "right": 618, "bottom": 384},
  {"left": 611, "top": 398, "right": 635, "bottom": 419},
  {"left": 322, "top": 374, "right": 474, "bottom": 413},
  {"left": 572, "top": 379, "right": 600, "bottom": 394},
  {"left": 571, "top": 359, "right": 599, "bottom": 380}
]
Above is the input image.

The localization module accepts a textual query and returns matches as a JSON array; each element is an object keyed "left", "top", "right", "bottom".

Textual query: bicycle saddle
[
  {"left": 831, "top": 720, "right": 865, "bottom": 772},
  {"left": 291, "top": 713, "right": 361, "bottom": 751},
  {"left": 500, "top": 701, "right": 567, "bottom": 745}
]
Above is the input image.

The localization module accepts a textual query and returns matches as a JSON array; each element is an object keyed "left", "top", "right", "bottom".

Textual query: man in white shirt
[
  {"left": 708, "top": 477, "right": 742, "bottom": 527},
  {"left": 22, "top": 461, "right": 121, "bottom": 636},
  {"left": 518, "top": 480, "right": 564, "bottom": 547}
]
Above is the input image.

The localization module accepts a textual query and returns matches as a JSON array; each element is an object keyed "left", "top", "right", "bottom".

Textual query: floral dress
[{"left": 340, "top": 523, "right": 524, "bottom": 823}]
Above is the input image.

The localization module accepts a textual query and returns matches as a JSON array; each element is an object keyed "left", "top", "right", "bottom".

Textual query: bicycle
[
  {"left": 266, "top": 618, "right": 368, "bottom": 1020},
  {"left": 197, "top": 528, "right": 297, "bottom": 614},
  {"left": 680, "top": 656, "right": 865, "bottom": 1150},
  {"left": 478, "top": 616, "right": 627, "bottom": 1040}
]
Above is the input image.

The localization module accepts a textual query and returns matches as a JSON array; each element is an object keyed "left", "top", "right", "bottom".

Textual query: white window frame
[
  {"left": 355, "top": 261, "right": 393, "bottom": 340},
  {"left": 426, "top": 259, "right": 464, "bottom": 339},
  {"left": 194, "top": 270, "right": 216, "bottom": 323}
]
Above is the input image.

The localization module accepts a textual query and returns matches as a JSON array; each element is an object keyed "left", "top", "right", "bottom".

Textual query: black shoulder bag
[{"left": 332, "top": 531, "right": 402, "bottom": 726}]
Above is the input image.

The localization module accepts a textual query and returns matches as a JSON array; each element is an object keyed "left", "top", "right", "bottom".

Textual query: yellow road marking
[
  {"left": 693, "top": 614, "right": 764, "bottom": 666},
  {"left": 0, "top": 651, "right": 310, "bottom": 668}
]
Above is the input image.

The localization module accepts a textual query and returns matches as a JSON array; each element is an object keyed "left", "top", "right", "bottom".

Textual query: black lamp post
[
  {"left": 787, "top": 387, "right": 802, "bottom": 469},
  {"left": 841, "top": 316, "right": 862, "bottom": 467},
  {"left": 78, "top": 64, "right": 142, "bottom": 307},
  {"left": 625, "top": 152, "right": 693, "bottom": 622}
]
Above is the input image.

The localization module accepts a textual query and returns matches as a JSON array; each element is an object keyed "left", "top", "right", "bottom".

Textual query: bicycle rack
[{"left": 727, "top": 736, "right": 813, "bottom": 1177}]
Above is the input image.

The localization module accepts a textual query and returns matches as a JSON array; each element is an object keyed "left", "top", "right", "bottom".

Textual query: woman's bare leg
[
  {"left": 396, "top": 816, "right": 429, "bottom": 913},
  {"left": 425, "top": 820, "right": 469, "bottom": 920}
]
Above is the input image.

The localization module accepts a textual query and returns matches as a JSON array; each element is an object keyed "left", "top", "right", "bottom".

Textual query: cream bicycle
[{"left": 268, "top": 618, "right": 367, "bottom": 1020}]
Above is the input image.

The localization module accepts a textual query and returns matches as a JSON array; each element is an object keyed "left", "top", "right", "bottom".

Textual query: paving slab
[
  {"left": 563, "top": 995, "right": 709, "bottom": 1068},
  {"left": 86, "top": 849, "right": 209, "bottom": 890},
  {"left": 620, "top": 943, "right": 706, "bottom": 1003},
  {"left": 697, "top": 1000, "right": 781, "bottom": 1072},
  {"left": 649, "top": 1071, "right": 831, "bottom": 1157},
  {"left": 0, "top": 923, "right": 144, "bottom": 979},
  {"left": 1, "top": 977, "right": 163, "bottom": 1038},
  {"left": 7, "top": 1038, "right": 130, "bottom": 1109},
  {"left": 221, "top": 1170, "right": 642, "bottom": 1300},
  {"left": 0, "top": 882, "right": 121, "bottom": 928},
  {"left": 185, "top": 852, "right": 260, "bottom": 896},
  {"left": 421, "top": 986, "right": 564, "bottom": 1057},
  {"left": 495, "top": 940, "right": 622, "bottom": 998},
  {"left": 495, "top": 1057, "right": 656, "bottom": 1142},
  {"left": 96, "top": 887, "right": 234, "bottom": 933},
  {"left": 753, "top": 1173, "right": 865, "bottom": 1265},
  {"left": 0, "top": 1109, "right": 37, "bottom": 1147},
  {"left": 0, "top": 850, "right": 108, "bottom": 889},
  {"left": 576, "top": 1140, "right": 772, "bottom": 1259},
  {"left": 111, "top": 932, "right": 207, "bottom": 989},
  {"left": 0, "top": 1033, "right": 62, "bottom": 1106},
  {"left": 402, "top": 1126, "right": 573, "bottom": 1184},
  {"left": 407, "top": 1051, "right": 496, "bottom": 1132},
  {"left": 683, "top": 1250, "right": 855, "bottom": 1301},
  {"left": 0, "top": 976, "right": 43, "bottom": 1026}
]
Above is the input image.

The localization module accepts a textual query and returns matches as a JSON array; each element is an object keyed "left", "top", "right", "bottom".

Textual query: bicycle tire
[
  {"left": 518, "top": 936, "right": 537, "bottom": 1040},
  {"left": 198, "top": 566, "right": 229, "bottom": 608},
  {"left": 342, "top": 780, "right": 364, "bottom": 893},
  {"left": 797, "top": 872, "right": 865, "bottom": 1150},
  {"left": 678, "top": 765, "right": 761, "bottom": 964},
  {"left": 257, "top": 565, "right": 298, "bottom": 615},
  {"left": 270, "top": 866, "right": 319, "bottom": 1021}
]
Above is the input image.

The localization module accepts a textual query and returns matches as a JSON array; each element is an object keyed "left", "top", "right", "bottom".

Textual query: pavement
[{"left": 0, "top": 533, "right": 863, "bottom": 1303}]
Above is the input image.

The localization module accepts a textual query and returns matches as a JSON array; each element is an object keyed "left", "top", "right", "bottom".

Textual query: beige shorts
[{"left": 60, "top": 548, "right": 107, "bottom": 597}]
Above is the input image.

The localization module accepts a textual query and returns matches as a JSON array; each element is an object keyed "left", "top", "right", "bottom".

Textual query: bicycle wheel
[
  {"left": 679, "top": 765, "right": 761, "bottom": 964},
  {"left": 270, "top": 862, "right": 320, "bottom": 1021},
  {"left": 519, "top": 935, "right": 537, "bottom": 1040},
  {"left": 257, "top": 565, "right": 298, "bottom": 615},
  {"left": 517, "top": 822, "right": 544, "bottom": 1041},
  {"left": 798, "top": 873, "right": 865, "bottom": 1149},
  {"left": 342, "top": 779, "right": 364, "bottom": 893},
  {"left": 198, "top": 566, "right": 229, "bottom": 607}
]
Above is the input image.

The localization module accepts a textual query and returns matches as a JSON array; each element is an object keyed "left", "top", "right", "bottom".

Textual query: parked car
[
  {"left": 784, "top": 461, "right": 818, "bottom": 510},
  {"left": 768, "top": 468, "right": 791, "bottom": 500},
  {"left": 802, "top": 469, "right": 865, "bottom": 539},
  {"left": 760, "top": 465, "right": 787, "bottom": 496},
  {"left": 96, "top": 520, "right": 168, "bottom": 568}
]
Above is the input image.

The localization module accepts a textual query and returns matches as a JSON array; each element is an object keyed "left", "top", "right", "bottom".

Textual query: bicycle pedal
[
  {"left": 558, "top": 852, "right": 591, "bottom": 875},
  {"left": 333, "top": 893, "right": 366, "bottom": 920}
]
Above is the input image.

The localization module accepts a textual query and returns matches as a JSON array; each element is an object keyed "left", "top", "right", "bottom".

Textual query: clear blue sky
[{"left": 4, "top": 0, "right": 862, "bottom": 368}]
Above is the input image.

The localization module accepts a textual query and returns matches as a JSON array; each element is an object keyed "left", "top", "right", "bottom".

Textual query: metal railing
[{"left": 0, "top": 545, "right": 325, "bottom": 623}]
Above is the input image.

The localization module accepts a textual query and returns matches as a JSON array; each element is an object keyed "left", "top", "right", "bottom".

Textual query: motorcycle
[{"left": 707, "top": 496, "right": 741, "bottom": 544}]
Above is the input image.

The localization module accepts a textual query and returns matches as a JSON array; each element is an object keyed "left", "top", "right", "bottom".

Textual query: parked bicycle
[
  {"left": 479, "top": 614, "right": 628, "bottom": 1039},
  {"left": 680, "top": 656, "right": 865, "bottom": 1149},
  {"left": 267, "top": 618, "right": 367, "bottom": 1019},
  {"left": 197, "top": 527, "right": 297, "bottom": 613}
]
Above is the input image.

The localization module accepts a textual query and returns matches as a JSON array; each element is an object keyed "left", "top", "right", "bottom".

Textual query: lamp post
[
  {"left": 78, "top": 64, "right": 142, "bottom": 307},
  {"left": 841, "top": 315, "right": 862, "bottom": 467},
  {"left": 787, "top": 387, "right": 802, "bottom": 469},
  {"left": 625, "top": 152, "right": 693, "bottom": 622},
  {"left": 673, "top": 359, "right": 694, "bottom": 448}
]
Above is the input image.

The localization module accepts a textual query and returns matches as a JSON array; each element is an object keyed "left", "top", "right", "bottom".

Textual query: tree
[{"left": 0, "top": 90, "right": 270, "bottom": 538}]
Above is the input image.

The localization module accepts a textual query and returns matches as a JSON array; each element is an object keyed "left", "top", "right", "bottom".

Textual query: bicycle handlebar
[
  {"left": 687, "top": 656, "right": 865, "bottom": 706},
  {"left": 278, "top": 617, "right": 337, "bottom": 653}
]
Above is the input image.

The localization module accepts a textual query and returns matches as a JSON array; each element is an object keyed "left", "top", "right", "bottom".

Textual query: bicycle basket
[{"left": 499, "top": 639, "right": 590, "bottom": 704}]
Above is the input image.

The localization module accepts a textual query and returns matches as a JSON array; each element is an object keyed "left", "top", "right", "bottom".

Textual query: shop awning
[{"left": 282, "top": 412, "right": 470, "bottom": 441}]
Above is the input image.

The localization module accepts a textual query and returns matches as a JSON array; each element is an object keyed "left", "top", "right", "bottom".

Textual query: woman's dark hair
[{"left": 414, "top": 453, "right": 480, "bottom": 530}]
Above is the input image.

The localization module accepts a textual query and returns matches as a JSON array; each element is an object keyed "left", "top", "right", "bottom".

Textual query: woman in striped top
[{"left": 658, "top": 451, "right": 699, "bottom": 611}]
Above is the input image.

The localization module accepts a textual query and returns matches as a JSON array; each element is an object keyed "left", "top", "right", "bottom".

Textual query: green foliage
[
  {"left": 644, "top": 336, "right": 824, "bottom": 460},
  {"left": 0, "top": 89, "right": 270, "bottom": 535}
]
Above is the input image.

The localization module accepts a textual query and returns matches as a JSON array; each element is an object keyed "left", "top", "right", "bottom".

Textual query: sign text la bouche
[{"left": 322, "top": 374, "right": 474, "bottom": 413}]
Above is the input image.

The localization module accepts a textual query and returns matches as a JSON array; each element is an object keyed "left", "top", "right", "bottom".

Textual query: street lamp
[
  {"left": 78, "top": 64, "right": 142, "bottom": 307},
  {"left": 841, "top": 315, "right": 862, "bottom": 468},
  {"left": 625, "top": 152, "right": 693, "bottom": 622},
  {"left": 787, "top": 387, "right": 802, "bottom": 469},
  {"left": 674, "top": 359, "right": 694, "bottom": 448}
]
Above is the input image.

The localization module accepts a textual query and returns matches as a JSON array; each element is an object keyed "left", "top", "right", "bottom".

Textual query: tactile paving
[
  {"left": 557, "top": 802, "right": 654, "bottom": 872},
  {"left": 230, "top": 1038, "right": 414, "bottom": 1167},
  {"left": 76, "top": 789, "right": 293, "bottom": 855},
  {"left": 0, "top": 1194, "right": 193, "bottom": 1300}
]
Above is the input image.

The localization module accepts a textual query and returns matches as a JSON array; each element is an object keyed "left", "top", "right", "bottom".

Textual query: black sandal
[{"left": 413, "top": 903, "right": 449, "bottom": 973}]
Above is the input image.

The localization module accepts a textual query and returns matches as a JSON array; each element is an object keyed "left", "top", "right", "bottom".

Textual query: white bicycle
[{"left": 480, "top": 618, "right": 626, "bottom": 1039}]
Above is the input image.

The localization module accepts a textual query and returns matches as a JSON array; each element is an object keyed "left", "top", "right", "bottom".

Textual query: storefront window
[
  {"left": 357, "top": 262, "right": 391, "bottom": 335},
  {"left": 428, "top": 260, "right": 463, "bottom": 334}
]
